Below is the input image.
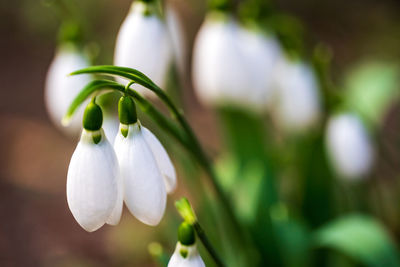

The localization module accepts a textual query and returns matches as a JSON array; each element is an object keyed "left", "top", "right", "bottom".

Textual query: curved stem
[{"left": 194, "top": 222, "right": 225, "bottom": 267}]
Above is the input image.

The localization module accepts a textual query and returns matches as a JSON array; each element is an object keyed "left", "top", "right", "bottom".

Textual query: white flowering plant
[{"left": 45, "top": 0, "right": 400, "bottom": 266}]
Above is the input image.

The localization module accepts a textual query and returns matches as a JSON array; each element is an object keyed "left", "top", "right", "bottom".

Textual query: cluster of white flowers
[
  {"left": 192, "top": 11, "right": 321, "bottom": 132},
  {"left": 67, "top": 98, "right": 176, "bottom": 232}
]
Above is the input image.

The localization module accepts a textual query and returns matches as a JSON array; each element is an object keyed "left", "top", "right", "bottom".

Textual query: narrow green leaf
[
  {"left": 62, "top": 80, "right": 123, "bottom": 126},
  {"left": 70, "top": 65, "right": 178, "bottom": 122},
  {"left": 70, "top": 65, "right": 158, "bottom": 93},
  {"left": 313, "top": 214, "right": 400, "bottom": 267}
]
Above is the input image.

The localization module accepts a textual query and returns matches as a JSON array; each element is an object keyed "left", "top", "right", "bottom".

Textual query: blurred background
[{"left": 0, "top": 0, "right": 400, "bottom": 266}]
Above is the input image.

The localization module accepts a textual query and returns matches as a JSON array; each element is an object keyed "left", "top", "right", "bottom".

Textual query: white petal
[
  {"left": 106, "top": 172, "right": 123, "bottom": 225},
  {"left": 102, "top": 115, "right": 119, "bottom": 142},
  {"left": 166, "top": 5, "right": 186, "bottom": 74},
  {"left": 45, "top": 45, "right": 91, "bottom": 136},
  {"left": 326, "top": 113, "right": 374, "bottom": 179},
  {"left": 67, "top": 129, "right": 119, "bottom": 232},
  {"left": 168, "top": 242, "right": 206, "bottom": 267},
  {"left": 114, "top": 123, "right": 167, "bottom": 226},
  {"left": 272, "top": 58, "right": 321, "bottom": 131},
  {"left": 105, "top": 125, "right": 124, "bottom": 225},
  {"left": 142, "top": 126, "right": 177, "bottom": 193},
  {"left": 114, "top": 2, "right": 173, "bottom": 94},
  {"left": 239, "top": 27, "right": 282, "bottom": 107}
]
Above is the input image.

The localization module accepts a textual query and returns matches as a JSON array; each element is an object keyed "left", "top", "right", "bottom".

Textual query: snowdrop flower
[
  {"left": 192, "top": 14, "right": 253, "bottom": 111},
  {"left": 326, "top": 113, "right": 374, "bottom": 180},
  {"left": 113, "top": 96, "right": 176, "bottom": 225},
  {"left": 168, "top": 222, "right": 205, "bottom": 267},
  {"left": 192, "top": 13, "right": 281, "bottom": 112},
  {"left": 45, "top": 44, "right": 91, "bottom": 136},
  {"left": 114, "top": 0, "right": 173, "bottom": 94},
  {"left": 67, "top": 101, "right": 121, "bottom": 231},
  {"left": 272, "top": 57, "right": 321, "bottom": 131}
]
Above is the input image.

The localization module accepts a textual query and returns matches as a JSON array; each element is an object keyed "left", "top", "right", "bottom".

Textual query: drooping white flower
[
  {"left": 192, "top": 15, "right": 252, "bottom": 110},
  {"left": 272, "top": 57, "right": 321, "bottom": 131},
  {"left": 325, "top": 113, "right": 374, "bottom": 179},
  {"left": 114, "top": 1, "right": 173, "bottom": 93},
  {"left": 114, "top": 122, "right": 176, "bottom": 225},
  {"left": 192, "top": 13, "right": 282, "bottom": 112},
  {"left": 45, "top": 45, "right": 91, "bottom": 136},
  {"left": 67, "top": 128, "right": 121, "bottom": 231},
  {"left": 168, "top": 242, "right": 206, "bottom": 267}
]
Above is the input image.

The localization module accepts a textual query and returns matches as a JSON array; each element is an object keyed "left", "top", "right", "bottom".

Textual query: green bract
[
  {"left": 178, "top": 222, "right": 196, "bottom": 246},
  {"left": 175, "top": 197, "right": 197, "bottom": 225},
  {"left": 118, "top": 96, "right": 137, "bottom": 125},
  {"left": 83, "top": 101, "right": 103, "bottom": 131}
]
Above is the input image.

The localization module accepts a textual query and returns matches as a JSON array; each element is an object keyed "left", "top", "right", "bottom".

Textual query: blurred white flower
[
  {"left": 168, "top": 242, "right": 206, "bottom": 267},
  {"left": 67, "top": 129, "right": 121, "bottom": 232},
  {"left": 114, "top": 1, "right": 173, "bottom": 94},
  {"left": 45, "top": 45, "right": 91, "bottom": 136},
  {"left": 272, "top": 57, "right": 321, "bottom": 131},
  {"left": 166, "top": 5, "right": 186, "bottom": 75},
  {"left": 326, "top": 113, "right": 374, "bottom": 179},
  {"left": 113, "top": 122, "right": 176, "bottom": 226},
  {"left": 192, "top": 13, "right": 281, "bottom": 112},
  {"left": 239, "top": 27, "right": 282, "bottom": 108}
]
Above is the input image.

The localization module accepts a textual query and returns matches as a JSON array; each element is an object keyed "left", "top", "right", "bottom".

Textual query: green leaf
[
  {"left": 313, "top": 214, "right": 400, "bottom": 267},
  {"left": 62, "top": 79, "right": 123, "bottom": 125},
  {"left": 343, "top": 62, "right": 400, "bottom": 130},
  {"left": 70, "top": 65, "right": 159, "bottom": 93}
]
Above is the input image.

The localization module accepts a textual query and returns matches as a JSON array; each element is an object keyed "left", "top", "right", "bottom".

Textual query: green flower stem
[{"left": 194, "top": 222, "right": 225, "bottom": 267}]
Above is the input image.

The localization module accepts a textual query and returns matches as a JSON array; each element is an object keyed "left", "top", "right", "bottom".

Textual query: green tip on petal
[
  {"left": 92, "top": 132, "right": 102, "bottom": 144},
  {"left": 83, "top": 101, "right": 103, "bottom": 131},
  {"left": 178, "top": 222, "right": 196, "bottom": 246},
  {"left": 118, "top": 96, "right": 137, "bottom": 125},
  {"left": 179, "top": 248, "right": 188, "bottom": 258},
  {"left": 175, "top": 197, "right": 197, "bottom": 225}
]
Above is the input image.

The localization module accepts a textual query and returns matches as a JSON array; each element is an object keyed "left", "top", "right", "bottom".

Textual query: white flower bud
[
  {"left": 67, "top": 129, "right": 121, "bottom": 231},
  {"left": 45, "top": 45, "right": 91, "bottom": 136},
  {"left": 326, "top": 113, "right": 374, "bottom": 179}
]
